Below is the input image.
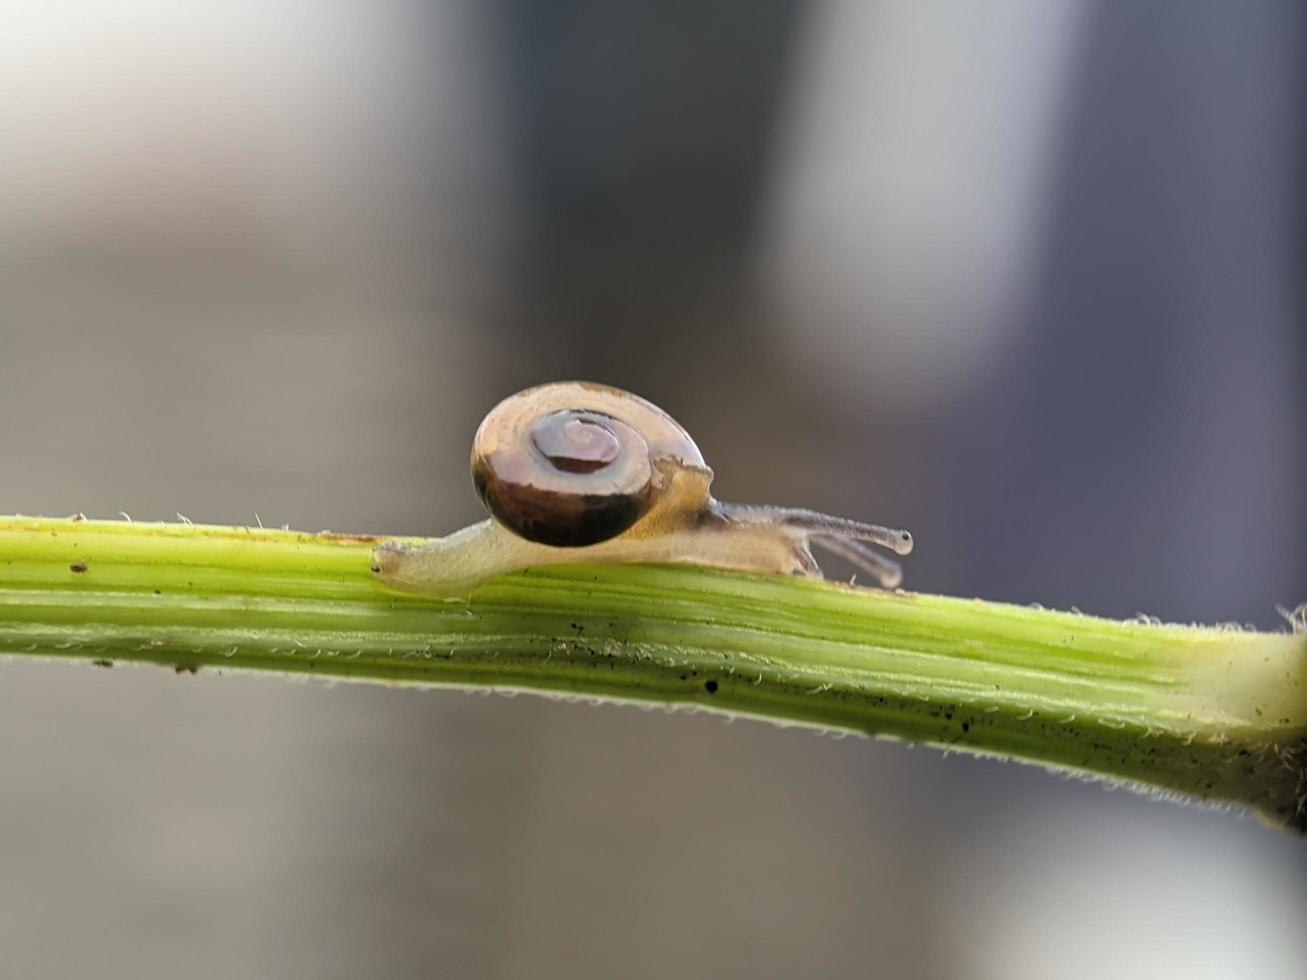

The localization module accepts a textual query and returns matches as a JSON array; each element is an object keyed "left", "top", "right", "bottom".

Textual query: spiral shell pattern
[{"left": 471, "top": 381, "right": 707, "bottom": 547}]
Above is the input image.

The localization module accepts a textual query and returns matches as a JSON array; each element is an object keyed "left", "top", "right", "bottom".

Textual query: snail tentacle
[
  {"left": 809, "top": 535, "right": 903, "bottom": 589},
  {"left": 713, "top": 502, "right": 913, "bottom": 556}
]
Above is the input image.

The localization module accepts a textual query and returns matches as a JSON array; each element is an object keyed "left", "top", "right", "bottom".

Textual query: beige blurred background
[{"left": 1, "top": 2, "right": 1305, "bottom": 978}]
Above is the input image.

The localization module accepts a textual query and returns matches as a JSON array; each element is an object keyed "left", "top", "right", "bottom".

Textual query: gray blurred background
[{"left": 1, "top": 1, "right": 1304, "bottom": 977}]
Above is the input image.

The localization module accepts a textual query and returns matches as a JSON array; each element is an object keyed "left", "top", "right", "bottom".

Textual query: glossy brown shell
[{"left": 471, "top": 381, "right": 709, "bottom": 547}]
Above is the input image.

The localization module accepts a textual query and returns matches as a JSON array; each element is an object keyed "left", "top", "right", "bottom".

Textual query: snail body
[{"left": 373, "top": 381, "right": 912, "bottom": 598}]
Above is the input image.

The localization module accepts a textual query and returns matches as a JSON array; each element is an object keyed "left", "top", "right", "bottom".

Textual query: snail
[{"left": 372, "top": 381, "right": 912, "bottom": 598}]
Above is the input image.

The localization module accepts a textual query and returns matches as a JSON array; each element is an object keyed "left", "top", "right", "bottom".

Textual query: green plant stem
[{"left": 1, "top": 516, "right": 1303, "bottom": 829}]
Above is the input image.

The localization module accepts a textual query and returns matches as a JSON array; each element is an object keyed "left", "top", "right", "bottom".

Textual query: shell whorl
[{"left": 471, "top": 382, "right": 708, "bottom": 547}]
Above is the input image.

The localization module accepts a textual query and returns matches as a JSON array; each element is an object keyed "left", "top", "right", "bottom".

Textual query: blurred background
[{"left": 1, "top": 1, "right": 1304, "bottom": 977}]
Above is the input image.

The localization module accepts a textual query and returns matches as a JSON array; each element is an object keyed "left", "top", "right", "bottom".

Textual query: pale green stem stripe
[{"left": 1, "top": 516, "right": 1304, "bottom": 830}]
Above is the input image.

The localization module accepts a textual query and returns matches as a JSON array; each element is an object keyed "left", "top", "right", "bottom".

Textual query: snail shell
[{"left": 471, "top": 381, "right": 710, "bottom": 547}]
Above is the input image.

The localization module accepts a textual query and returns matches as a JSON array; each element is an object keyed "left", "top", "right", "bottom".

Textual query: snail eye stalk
[{"left": 711, "top": 503, "right": 912, "bottom": 588}]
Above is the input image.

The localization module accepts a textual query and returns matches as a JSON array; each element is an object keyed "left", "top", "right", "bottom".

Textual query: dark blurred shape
[
  {"left": 949, "top": 0, "right": 1305, "bottom": 624},
  {"left": 495, "top": 0, "right": 803, "bottom": 377}
]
